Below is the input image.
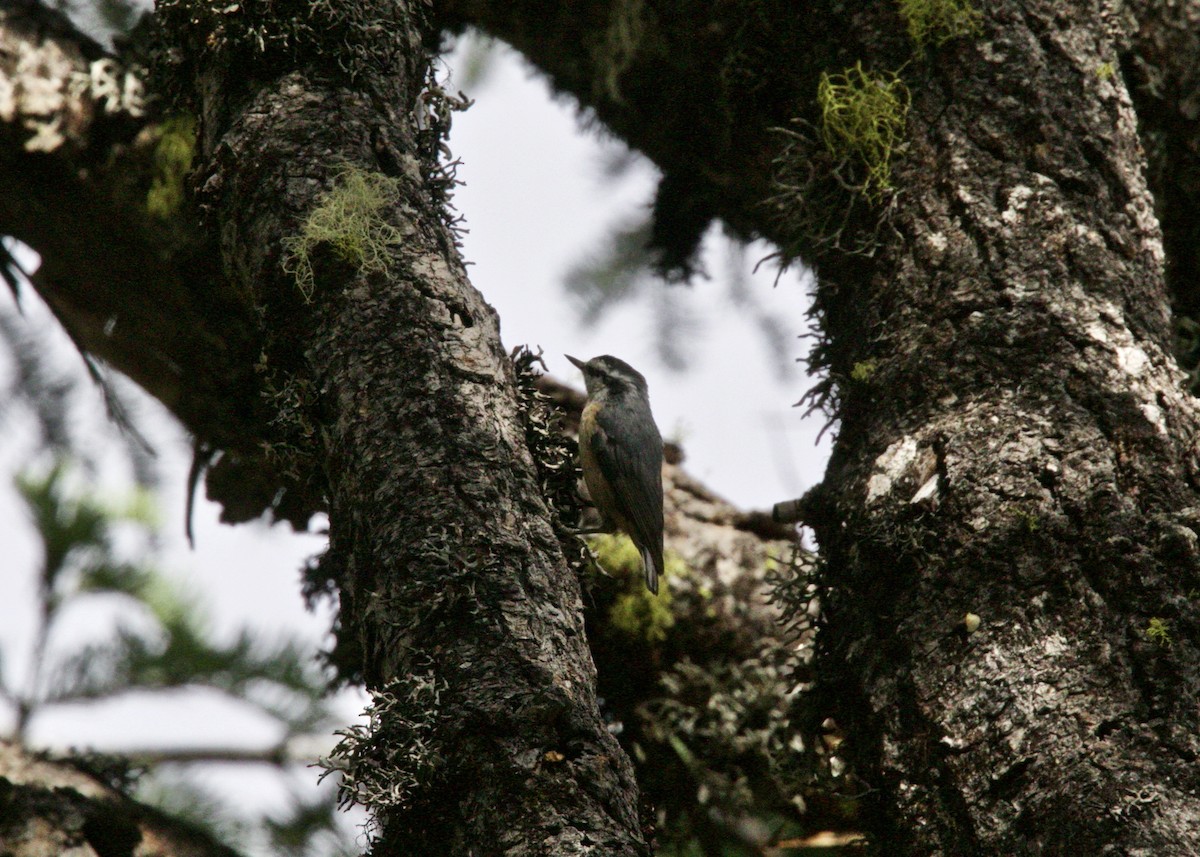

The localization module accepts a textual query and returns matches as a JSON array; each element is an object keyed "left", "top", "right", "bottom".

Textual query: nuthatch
[{"left": 567, "top": 354, "right": 665, "bottom": 594}]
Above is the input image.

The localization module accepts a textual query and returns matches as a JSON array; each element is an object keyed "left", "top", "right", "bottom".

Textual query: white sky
[
  {"left": 445, "top": 41, "right": 829, "bottom": 508},
  {"left": 0, "top": 33, "right": 831, "bottom": 854}
]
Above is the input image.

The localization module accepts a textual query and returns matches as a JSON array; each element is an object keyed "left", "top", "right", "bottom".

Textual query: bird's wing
[{"left": 590, "top": 401, "right": 664, "bottom": 579}]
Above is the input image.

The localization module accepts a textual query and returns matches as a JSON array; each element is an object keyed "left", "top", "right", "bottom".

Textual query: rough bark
[
  {"left": 9, "top": 0, "right": 1200, "bottom": 852},
  {"left": 0, "top": 0, "right": 303, "bottom": 527},
  {"left": 1, "top": 7, "right": 805, "bottom": 845},
  {"left": 147, "top": 1, "right": 650, "bottom": 853},
  {"left": 798, "top": 2, "right": 1200, "bottom": 853}
]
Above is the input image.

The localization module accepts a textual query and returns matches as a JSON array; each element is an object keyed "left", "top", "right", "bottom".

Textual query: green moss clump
[
  {"left": 1146, "top": 617, "right": 1172, "bottom": 648},
  {"left": 590, "top": 531, "right": 644, "bottom": 576},
  {"left": 1013, "top": 508, "right": 1040, "bottom": 533},
  {"left": 281, "top": 166, "right": 405, "bottom": 300},
  {"left": 897, "top": 0, "right": 983, "bottom": 52},
  {"left": 146, "top": 114, "right": 196, "bottom": 219},
  {"left": 590, "top": 533, "right": 684, "bottom": 643},
  {"left": 850, "top": 359, "right": 879, "bottom": 383},
  {"left": 817, "top": 62, "right": 910, "bottom": 200}
]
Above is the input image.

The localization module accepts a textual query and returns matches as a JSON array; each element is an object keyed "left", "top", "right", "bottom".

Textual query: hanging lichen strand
[{"left": 817, "top": 62, "right": 910, "bottom": 201}]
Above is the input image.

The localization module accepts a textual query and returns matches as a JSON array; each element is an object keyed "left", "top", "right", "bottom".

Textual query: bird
[{"left": 567, "top": 354, "right": 665, "bottom": 594}]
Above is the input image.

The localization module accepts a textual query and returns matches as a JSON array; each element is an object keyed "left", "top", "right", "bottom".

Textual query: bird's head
[{"left": 566, "top": 354, "right": 649, "bottom": 399}]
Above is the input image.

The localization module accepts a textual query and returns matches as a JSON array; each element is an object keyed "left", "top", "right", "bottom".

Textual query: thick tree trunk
[
  {"left": 143, "top": 1, "right": 649, "bottom": 853},
  {"left": 800, "top": 2, "right": 1200, "bottom": 852},
  {"left": 444, "top": 0, "right": 1200, "bottom": 851}
]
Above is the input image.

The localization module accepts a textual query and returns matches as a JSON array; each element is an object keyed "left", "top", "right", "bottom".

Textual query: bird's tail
[{"left": 640, "top": 542, "right": 664, "bottom": 595}]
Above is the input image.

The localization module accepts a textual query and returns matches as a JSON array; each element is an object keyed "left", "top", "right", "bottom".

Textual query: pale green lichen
[
  {"left": 322, "top": 671, "right": 446, "bottom": 835},
  {"left": 590, "top": 533, "right": 686, "bottom": 643},
  {"left": 146, "top": 114, "right": 196, "bottom": 219},
  {"left": 281, "top": 166, "right": 405, "bottom": 300},
  {"left": 818, "top": 62, "right": 910, "bottom": 199},
  {"left": 1013, "top": 508, "right": 1040, "bottom": 533},
  {"left": 1146, "top": 617, "right": 1172, "bottom": 648},
  {"left": 897, "top": 0, "right": 983, "bottom": 52},
  {"left": 850, "top": 359, "right": 879, "bottom": 383},
  {"left": 589, "top": 532, "right": 646, "bottom": 581}
]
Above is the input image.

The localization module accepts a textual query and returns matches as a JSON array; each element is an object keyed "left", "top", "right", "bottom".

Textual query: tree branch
[
  {"left": 0, "top": 740, "right": 245, "bottom": 857},
  {"left": 0, "top": 0, "right": 326, "bottom": 526},
  {"left": 0, "top": 1, "right": 258, "bottom": 441},
  {"left": 437, "top": 0, "right": 840, "bottom": 271}
]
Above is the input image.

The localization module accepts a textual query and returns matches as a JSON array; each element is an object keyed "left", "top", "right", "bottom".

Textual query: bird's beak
[{"left": 565, "top": 354, "right": 586, "bottom": 371}]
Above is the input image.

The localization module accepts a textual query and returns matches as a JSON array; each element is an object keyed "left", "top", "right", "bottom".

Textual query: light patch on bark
[
  {"left": 866, "top": 435, "right": 938, "bottom": 505},
  {"left": 1040, "top": 631, "right": 1069, "bottom": 656},
  {"left": 920, "top": 229, "right": 950, "bottom": 267},
  {"left": 0, "top": 742, "right": 109, "bottom": 799},
  {"left": 999, "top": 184, "right": 1034, "bottom": 225},
  {"left": 866, "top": 436, "right": 918, "bottom": 502},
  {"left": 1072, "top": 221, "right": 1107, "bottom": 250},
  {"left": 1116, "top": 344, "right": 1149, "bottom": 376},
  {"left": 940, "top": 734, "right": 967, "bottom": 750},
  {"left": 1064, "top": 293, "right": 1184, "bottom": 437},
  {"left": 1140, "top": 402, "right": 1167, "bottom": 435},
  {"left": 1126, "top": 194, "right": 1166, "bottom": 267},
  {"left": 0, "top": 14, "right": 143, "bottom": 152},
  {"left": 910, "top": 473, "right": 940, "bottom": 505},
  {"left": 977, "top": 40, "right": 1008, "bottom": 63},
  {"left": 1085, "top": 321, "right": 1109, "bottom": 343},
  {"left": 73, "top": 58, "right": 144, "bottom": 117}
]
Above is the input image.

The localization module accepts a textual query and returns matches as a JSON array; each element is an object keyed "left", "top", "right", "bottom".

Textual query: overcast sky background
[{"left": 0, "top": 30, "right": 830, "bottom": 854}]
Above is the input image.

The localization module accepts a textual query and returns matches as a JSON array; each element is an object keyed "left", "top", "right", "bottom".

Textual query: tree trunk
[
  {"left": 9, "top": 0, "right": 1200, "bottom": 852},
  {"left": 146, "top": 1, "right": 651, "bottom": 852},
  {"left": 800, "top": 1, "right": 1200, "bottom": 852},
  {"left": 2, "top": 5, "right": 805, "bottom": 848}
]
